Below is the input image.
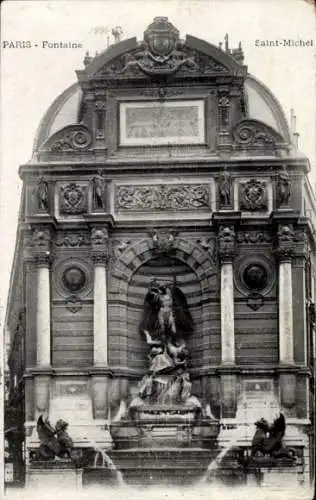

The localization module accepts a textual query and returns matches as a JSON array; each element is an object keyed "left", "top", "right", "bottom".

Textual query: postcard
[{"left": 1, "top": 1, "right": 315, "bottom": 499}]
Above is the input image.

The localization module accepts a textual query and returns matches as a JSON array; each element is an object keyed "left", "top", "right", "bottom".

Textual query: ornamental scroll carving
[
  {"left": 116, "top": 184, "right": 210, "bottom": 211},
  {"left": 97, "top": 17, "right": 232, "bottom": 78},
  {"left": 43, "top": 125, "right": 92, "bottom": 153},
  {"left": 232, "top": 119, "right": 285, "bottom": 148}
]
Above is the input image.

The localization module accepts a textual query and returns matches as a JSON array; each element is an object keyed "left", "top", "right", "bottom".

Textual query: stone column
[
  {"left": 217, "top": 224, "right": 238, "bottom": 418},
  {"left": 218, "top": 225, "right": 236, "bottom": 365},
  {"left": 36, "top": 257, "right": 51, "bottom": 367},
  {"left": 91, "top": 226, "right": 109, "bottom": 367},
  {"left": 276, "top": 225, "right": 295, "bottom": 365},
  {"left": 90, "top": 226, "right": 110, "bottom": 419},
  {"left": 276, "top": 224, "right": 296, "bottom": 415},
  {"left": 25, "top": 226, "right": 53, "bottom": 421}
]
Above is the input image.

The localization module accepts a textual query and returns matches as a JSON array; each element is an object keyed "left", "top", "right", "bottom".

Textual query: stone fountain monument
[{"left": 107, "top": 279, "right": 220, "bottom": 484}]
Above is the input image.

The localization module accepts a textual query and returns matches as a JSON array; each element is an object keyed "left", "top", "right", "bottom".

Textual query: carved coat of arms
[
  {"left": 144, "top": 16, "right": 179, "bottom": 62},
  {"left": 60, "top": 183, "right": 87, "bottom": 214},
  {"left": 240, "top": 179, "right": 267, "bottom": 211}
]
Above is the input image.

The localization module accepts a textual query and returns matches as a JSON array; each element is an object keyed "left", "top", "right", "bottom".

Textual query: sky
[{"left": 0, "top": 0, "right": 315, "bottom": 317}]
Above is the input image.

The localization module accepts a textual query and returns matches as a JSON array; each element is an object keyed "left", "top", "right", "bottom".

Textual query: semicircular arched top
[{"left": 32, "top": 19, "right": 291, "bottom": 151}]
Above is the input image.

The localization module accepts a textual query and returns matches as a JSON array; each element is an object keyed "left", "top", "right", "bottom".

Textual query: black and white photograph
[{"left": 1, "top": 1, "right": 315, "bottom": 499}]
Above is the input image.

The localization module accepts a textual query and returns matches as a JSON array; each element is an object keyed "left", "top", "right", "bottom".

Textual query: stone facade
[{"left": 4, "top": 17, "right": 315, "bottom": 487}]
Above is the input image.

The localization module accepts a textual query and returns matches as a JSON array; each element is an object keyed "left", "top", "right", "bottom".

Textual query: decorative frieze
[
  {"left": 236, "top": 231, "right": 273, "bottom": 244},
  {"left": 116, "top": 184, "right": 210, "bottom": 211},
  {"left": 239, "top": 179, "right": 268, "bottom": 211},
  {"left": 55, "top": 232, "right": 90, "bottom": 247}
]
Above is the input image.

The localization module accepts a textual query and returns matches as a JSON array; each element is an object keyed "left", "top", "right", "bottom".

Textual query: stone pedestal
[
  {"left": 91, "top": 374, "right": 110, "bottom": 419},
  {"left": 220, "top": 374, "right": 237, "bottom": 418},
  {"left": 36, "top": 264, "right": 51, "bottom": 367},
  {"left": 279, "top": 372, "right": 297, "bottom": 415},
  {"left": 279, "top": 260, "right": 294, "bottom": 364},
  {"left": 110, "top": 405, "right": 220, "bottom": 449},
  {"left": 26, "top": 464, "right": 82, "bottom": 490}
]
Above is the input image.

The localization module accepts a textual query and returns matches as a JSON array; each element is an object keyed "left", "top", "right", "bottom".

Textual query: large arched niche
[
  {"left": 127, "top": 255, "right": 203, "bottom": 372},
  {"left": 107, "top": 237, "right": 221, "bottom": 373}
]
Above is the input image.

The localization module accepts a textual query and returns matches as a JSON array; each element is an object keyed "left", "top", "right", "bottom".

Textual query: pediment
[
  {"left": 95, "top": 44, "right": 232, "bottom": 79},
  {"left": 80, "top": 17, "right": 246, "bottom": 80}
]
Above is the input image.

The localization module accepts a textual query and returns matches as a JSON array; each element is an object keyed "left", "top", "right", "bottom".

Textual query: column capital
[
  {"left": 23, "top": 224, "right": 54, "bottom": 266},
  {"left": 90, "top": 226, "right": 110, "bottom": 266},
  {"left": 91, "top": 252, "right": 109, "bottom": 266},
  {"left": 217, "top": 225, "right": 236, "bottom": 263},
  {"left": 274, "top": 224, "right": 295, "bottom": 262}
]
